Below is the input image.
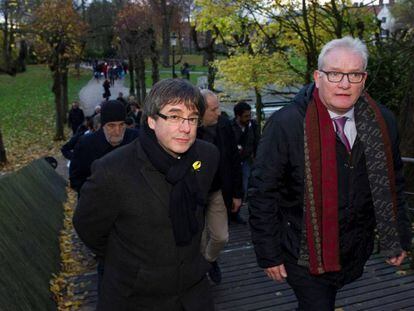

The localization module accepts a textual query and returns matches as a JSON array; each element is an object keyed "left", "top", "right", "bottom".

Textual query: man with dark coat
[
  {"left": 68, "top": 101, "right": 85, "bottom": 135},
  {"left": 73, "top": 79, "right": 219, "bottom": 310},
  {"left": 231, "top": 101, "right": 260, "bottom": 200},
  {"left": 249, "top": 36, "right": 412, "bottom": 310},
  {"left": 69, "top": 100, "right": 138, "bottom": 194},
  {"left": 198, "top": 89, "right": 243, "bottom": 285}
]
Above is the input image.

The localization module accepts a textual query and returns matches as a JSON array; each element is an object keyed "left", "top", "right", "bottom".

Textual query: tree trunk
[
  {"left": 0, "top": 127, "right": 7, "bottom": 164},
  {"left": 52, "top": 68, "right": 65, "bottom": 140},
  {"left": 62, "top": 69, "right": 69, "bottom": 124},
  {"left": 202, "top": 31, "right": 213, "bottom": 66},
  {"left": 254, "top": 87, "right": 263, "bottom": 131},
  {"left": 2, "top": 12, "right": 13, "bottom": 74},
  {"left": 128, "top": 55, "right": 135, "bottom": 96},
  {"left": 138, "top": 57, "right": 146, "bottom": 103},
  {"left": 161, "top": 0, "right": 171, "bottom": 67},
  {"left": 134, "top": 56, "right": 142, "bottom": 106},
  {"left": 206, "top": 51, "right": 216, "bottom": 90},
  {"left": 150, "top": 29, "right": 160, "bottom": 85}
]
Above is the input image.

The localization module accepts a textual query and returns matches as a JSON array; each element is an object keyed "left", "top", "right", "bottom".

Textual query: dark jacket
[
  {"left": 68, "top": 107, "right": 85, "bottom": 132},
  {"left": 249, "top": 84, "right": 412, "bottom": 287},
  {"left": 231, "top": 118, "right": 260, "bottom": 162},
  {"left": 73, "top": 139, "right": 219, "bottom": 310},
  {"left": 61, "top": 131, "right": 85, "bottom": 160},
  {"left": 69, "top": 128, "right": 138, "bottom": 193},
  {"left": 198, "top": 116, "right": 243, "bottom": 210}
]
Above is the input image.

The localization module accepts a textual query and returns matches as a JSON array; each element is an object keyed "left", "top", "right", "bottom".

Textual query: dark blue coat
[{"left": 69, "top": 128, "right": 138, "bottom": 193}]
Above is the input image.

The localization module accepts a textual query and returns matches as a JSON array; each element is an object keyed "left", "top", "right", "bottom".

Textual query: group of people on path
[{"left": 64, "top": 36, "right": 411, "bottom": 311}]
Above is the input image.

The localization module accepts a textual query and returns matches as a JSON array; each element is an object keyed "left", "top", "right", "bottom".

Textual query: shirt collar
[{"left": 328, "top": 107, "right": 355, "bottom": 121}]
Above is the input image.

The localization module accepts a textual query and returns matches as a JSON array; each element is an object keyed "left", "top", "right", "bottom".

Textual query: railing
[{"left": 402, "top": 157, "right": 414, "bottom": 164}]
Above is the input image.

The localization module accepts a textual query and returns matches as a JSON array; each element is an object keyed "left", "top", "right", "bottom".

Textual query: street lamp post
[{"left": 170, "top": 33, "right": 177, "bottom": 78}]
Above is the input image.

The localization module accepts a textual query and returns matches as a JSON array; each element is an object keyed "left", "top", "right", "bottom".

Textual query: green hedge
[{"left": 0, "top": 159, "right": 67, "bottom": 310}]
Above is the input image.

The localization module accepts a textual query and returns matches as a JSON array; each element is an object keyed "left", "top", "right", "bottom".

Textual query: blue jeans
[{"left": 242, "top": 161, "right": 251, "bottom": 200}]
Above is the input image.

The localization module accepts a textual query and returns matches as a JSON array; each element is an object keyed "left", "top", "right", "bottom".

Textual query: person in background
[
  {"left": 198, "top": 89, "right": 243, "bottom": 285},
  {"left": 128, "top": 102, "right": 142, "bottom": 129},
  {"left": 181, "top": 62, "right": 190, "bottom": 80},
  {"left": 68, "top": 101, "right": 85, "bottom": 135},
  {"left": 231, "top": 101, "right": 260, "bottom": 201},
  {"left": 69, "top": 100, "right": 138, "bottom": 195},
  {"left": 125, "top": 117, "right": 135, "bottom": 129},
  {"left": 103, "top": 79, "right": 111, "bottom": 101},
  {"left": 61, "top": 117, "right": 95, "bottom": 161}
]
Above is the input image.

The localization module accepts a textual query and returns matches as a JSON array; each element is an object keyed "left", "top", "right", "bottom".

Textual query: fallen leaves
[{"left": 50, "top": 187, "right": 96, "bottom": 310}]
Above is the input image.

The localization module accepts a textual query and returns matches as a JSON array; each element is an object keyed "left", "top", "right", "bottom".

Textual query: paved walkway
[{"left": 79, "top": 78, "right": 129, "bottom": 116}]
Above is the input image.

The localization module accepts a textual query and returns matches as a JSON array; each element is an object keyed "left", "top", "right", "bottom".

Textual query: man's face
[
  {"left": 103, "top": 121, "right": 126, "bottom": 146},
  {"left": 148, "top": 102, "right": 199, "bottom": 157},
  {"left": 203, "top": 95, "right": 220, "bottom": 126},
  {"left": 237, "top": 110, "right": 252, "bottom": 127},
  {"left": 314, "top": 48, "right": 367, "bottom": 114}
]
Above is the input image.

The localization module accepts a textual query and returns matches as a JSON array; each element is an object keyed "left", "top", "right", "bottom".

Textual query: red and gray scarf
[{"left": 298, "top": 88, "right": 403, "bottom": 275}]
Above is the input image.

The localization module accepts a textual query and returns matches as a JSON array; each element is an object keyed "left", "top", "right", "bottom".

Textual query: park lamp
[
  {"left": 170, "top": 33, "right": 178, "bottom": 77},
  {"left": 170, "top": 32, "right": 178, "bottom": 47}
]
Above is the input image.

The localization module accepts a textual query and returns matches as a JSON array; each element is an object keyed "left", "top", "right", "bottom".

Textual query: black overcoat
[
  {"left": 73, "top": 139, "right": 219, "bottom": 310},
  {"left": 69, "top": 128, "right": 139, "bottom": 193},
  {"left": 199, "top": 116, "right": 243, "bottom": 210},
  {"left": 249, "top": 83, "right": 412, "bottom": 286}
]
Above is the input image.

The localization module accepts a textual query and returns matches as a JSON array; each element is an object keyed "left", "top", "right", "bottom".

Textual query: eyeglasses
[
  {"left": 320, "top": 70, "right": 366, "bottom": 84},
  {"left": 157, "top": 112, "right": 200, "bottom": 126}
]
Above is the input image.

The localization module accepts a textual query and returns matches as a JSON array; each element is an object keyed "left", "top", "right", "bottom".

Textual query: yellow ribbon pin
[{"left": 192, "top": 161, "right": 201, "bottom": 171}]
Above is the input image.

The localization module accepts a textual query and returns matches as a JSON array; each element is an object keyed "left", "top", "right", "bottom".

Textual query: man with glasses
[
  {"left": 249, "top": 36, "right": 411, "bottom": 310},
  {"left": 73, "top": 79, "right": 219, "bottom": 310},
  {"left": 69, "top": 100, "right": 138, "bottom": 194}
]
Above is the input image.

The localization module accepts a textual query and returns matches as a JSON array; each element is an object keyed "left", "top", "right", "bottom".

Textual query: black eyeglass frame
[
  {"left": 156, "top": 112, "right": 201, "bottom": 127},
  {"left": 319, "top": 70, "right": 366, "bottom": 84}
]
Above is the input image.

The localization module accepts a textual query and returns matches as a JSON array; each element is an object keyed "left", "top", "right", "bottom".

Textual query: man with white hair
[{"left": 249, "top": 36, "right": 411, "bottom": 310}]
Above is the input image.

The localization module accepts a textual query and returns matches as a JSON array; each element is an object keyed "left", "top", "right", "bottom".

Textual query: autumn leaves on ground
[
  {"left": 0, "top": 65, "right": 93, "bottom": 309},
  {"left": 0, "top": 65, "right": 90, "bottom": 172}
]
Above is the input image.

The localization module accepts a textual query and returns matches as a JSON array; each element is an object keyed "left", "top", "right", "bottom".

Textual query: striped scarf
[{"left": 298, "top": 88, "right": 402, "bottom": 275}]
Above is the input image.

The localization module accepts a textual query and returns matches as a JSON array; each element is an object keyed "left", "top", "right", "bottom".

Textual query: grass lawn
[{"left": 0, "top": 65, "right": 91, "bottom": 171}]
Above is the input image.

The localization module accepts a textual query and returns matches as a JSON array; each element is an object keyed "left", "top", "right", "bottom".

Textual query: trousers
[{"left": 201, "top": 190, "right": 229, "bottom": 262}]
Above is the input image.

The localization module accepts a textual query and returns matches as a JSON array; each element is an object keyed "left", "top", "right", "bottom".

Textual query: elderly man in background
[{"left": 69, "top": 100, "right": 138, "bottom": 194}]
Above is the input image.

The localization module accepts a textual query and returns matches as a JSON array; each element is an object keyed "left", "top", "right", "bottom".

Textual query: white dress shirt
[{"left": 328, "top": 108, "right": 357, "bottom": 148}]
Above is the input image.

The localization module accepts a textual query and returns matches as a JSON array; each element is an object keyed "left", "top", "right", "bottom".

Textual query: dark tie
[{"left": 333, "top": 117, "right": 351, "bottom": 153}]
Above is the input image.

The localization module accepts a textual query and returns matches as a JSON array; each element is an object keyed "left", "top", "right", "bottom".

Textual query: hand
[
  {"left": 265, "top": 264, "right": 287, "bottom": 282},
  {"left": 231, "top": 198, "right": 242, "bottom": 212},
  {"left": 386, "top": 251, "right": 407, "bottom": 266}
]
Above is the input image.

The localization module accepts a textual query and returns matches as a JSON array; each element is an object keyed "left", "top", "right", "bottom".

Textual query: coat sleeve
[
  {"left": 248, "top": 114, "right": 289, "bottom": 268},
  {"left": 72, "top": 159, "right": 119, "bottom": 258},
  {"left": 69, "top": 137, "right": 89, "bottom": 193},
  {"left": 384, "top": 108, "right": 412, "bottom": 251},
  {"left": 61, "top": 133, "right": 81, "bottom": 160},
  {"left": 227, "top": 122, "right": 243, "bottom": 199}
]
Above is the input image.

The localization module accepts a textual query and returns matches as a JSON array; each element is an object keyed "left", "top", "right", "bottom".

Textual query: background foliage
[{"left": 0, "top": 65, "right": 90, "bottom": 171}]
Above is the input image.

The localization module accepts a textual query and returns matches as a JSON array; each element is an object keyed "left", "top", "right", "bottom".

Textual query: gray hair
[
  {"left": 318, "top": 36, "right": 368, "bottom": 70},
  {"left": 142, "top": 79, "right": 205, "bottom": 125},
  {"left": 200, "top": 89, "right": 218, "bottom": 106}
]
